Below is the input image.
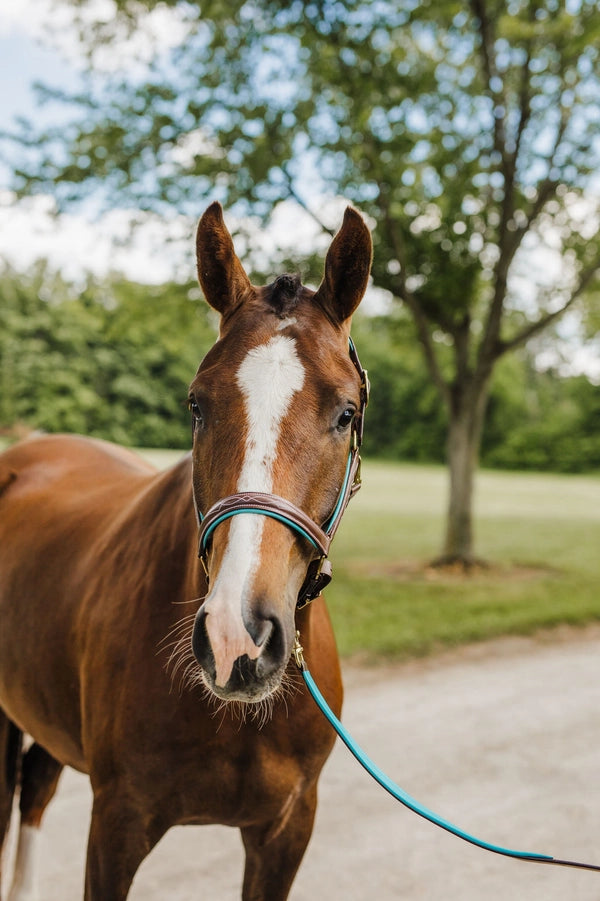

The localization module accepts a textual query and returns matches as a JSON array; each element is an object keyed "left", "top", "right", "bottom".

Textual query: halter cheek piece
[{"left": 196, "top": 338, "right": 369, "bottom": 608}]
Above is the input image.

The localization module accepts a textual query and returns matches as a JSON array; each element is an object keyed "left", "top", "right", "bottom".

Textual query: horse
[{"left": 0, "top": 201, "right": 373, "bottom": 901}]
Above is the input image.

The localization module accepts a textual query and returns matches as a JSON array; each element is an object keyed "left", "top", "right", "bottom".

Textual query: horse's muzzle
[{"left": 191, "top": 604, "right": 288, "bottom": 701}]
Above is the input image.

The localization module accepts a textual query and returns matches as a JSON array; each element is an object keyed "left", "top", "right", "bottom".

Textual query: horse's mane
[{"left": 0, "top": 467, "right": 16, "bottom": 498}]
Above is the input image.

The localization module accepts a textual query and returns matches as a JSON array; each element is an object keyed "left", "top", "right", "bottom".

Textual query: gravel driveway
[{"left": 6, "top": 626, "right": 600, "bottom": 900}]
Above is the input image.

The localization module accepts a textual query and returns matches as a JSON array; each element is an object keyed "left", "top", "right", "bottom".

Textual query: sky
[
  {"left": 0, "top": 0, "right": 175, "bottom": 282},
  {"left": 0, "top": 0, "right": 335, "bottom": 286}
]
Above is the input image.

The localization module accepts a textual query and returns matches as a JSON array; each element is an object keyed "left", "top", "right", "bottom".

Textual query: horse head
[{"left": 189, "top": 202, "right": 372, "bottom": 703}]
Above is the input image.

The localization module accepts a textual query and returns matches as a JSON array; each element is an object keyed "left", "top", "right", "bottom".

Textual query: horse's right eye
[{"left": 336, "top": 407, "right": 355, "bottom": 430}]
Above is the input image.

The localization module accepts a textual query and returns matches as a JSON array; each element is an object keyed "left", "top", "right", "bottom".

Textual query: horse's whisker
[
  {"left": 157, "top": 613, "right": 198, "bottom": 651},
  {"left": 171, "top": 594, "right": 207, "bottom": 607}
]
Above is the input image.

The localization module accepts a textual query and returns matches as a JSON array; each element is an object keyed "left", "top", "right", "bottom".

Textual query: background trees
[
  {"left": 2, "top": 265, "right": 599, "bottom": 473},
  {"left": 0, "top": 266, "right": 216, "bottom": 446},
  {"left": 3, "top": 0, "right": 599, "bottom": 562}
]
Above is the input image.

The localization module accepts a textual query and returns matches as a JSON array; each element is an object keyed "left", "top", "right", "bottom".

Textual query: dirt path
[{"left": 10, "top": 627, "right": 600, "bottom": 899}]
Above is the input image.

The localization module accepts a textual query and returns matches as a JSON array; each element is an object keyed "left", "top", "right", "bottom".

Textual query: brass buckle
[
  {"left": 292, "top": 631, "right": 306, "bottom": 669},
  {"left": 353, "top": 454, "right": 362, "bottom": 492},
  {"left": 362, "top": 368, "right": 370, "bottom": 406},
  {"left": 296, "top": 556, "right": 328, "bottom": 610},
  {"left": 199, "top": 552, "right": 209, "bottom": 583}
]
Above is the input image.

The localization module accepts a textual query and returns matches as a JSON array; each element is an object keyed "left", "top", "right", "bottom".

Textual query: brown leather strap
[
  {"left": 349, "top": 337, "right": 369, "bottom": 447},
  {"left": 198, "top": 492, "right": 332, "bottom": 560},
  {"left": 297, "top": 558, "right": 333, "bottom": 609},
  {"left": 322, "top": 447, "right": 361, "bottom": 541}
]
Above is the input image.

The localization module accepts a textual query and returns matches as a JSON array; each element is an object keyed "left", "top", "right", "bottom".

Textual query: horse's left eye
[
  {"left": 188, "top": 399, "right": 204, "bottom": 429},
  {"left": 337, "top": 408, "right": 355, "bottom": 430}
]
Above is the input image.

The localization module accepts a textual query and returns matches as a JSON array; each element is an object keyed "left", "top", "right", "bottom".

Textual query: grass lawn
[
  {"left": 325, "top": 461, "right": 600, "bottom": 660},
  {"left": 138, "top": 450, "right": 600, "bottom": 661}
]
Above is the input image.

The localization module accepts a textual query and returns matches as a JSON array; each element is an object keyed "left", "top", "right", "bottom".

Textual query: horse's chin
[{"left": 200, "top": 669, "right": 285, "bottom": 705}]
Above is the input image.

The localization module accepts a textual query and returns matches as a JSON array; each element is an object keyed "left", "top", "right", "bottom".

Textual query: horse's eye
[
  {"left": 188, "top": 399, "right": 204, "bottom": 429},
  {"left": 337, "top": 408, "right": 355, "bottom": 430}
]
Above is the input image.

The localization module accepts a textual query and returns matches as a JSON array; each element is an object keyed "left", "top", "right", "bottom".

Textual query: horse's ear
[
  {"left": 196, "top": 202, "right": 253, "bottom": 314},
  {"left": 314, "top": 207, "right": 373, "bottom": 324}
]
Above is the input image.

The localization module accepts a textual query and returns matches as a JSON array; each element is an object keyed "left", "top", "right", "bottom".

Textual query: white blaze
[
  {"left": 205, "top": 335, "right": 305, "bottom": 686},
  {"left": 236, "top": 335, "right": 305, "bottom": 491}
]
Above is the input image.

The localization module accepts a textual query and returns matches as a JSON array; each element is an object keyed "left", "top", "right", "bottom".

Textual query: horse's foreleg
[
  {"left": 7, "top": 742, "right": 62, "bottom": 901},
  {"left": 0, "top": 714, "right": 22, "bottom": 901},
  {"left": 240, "top": 785, "right": 318, "bottom": 901},
  {"left": 84, "top": 788, "right": 163, "bottom": 901}
]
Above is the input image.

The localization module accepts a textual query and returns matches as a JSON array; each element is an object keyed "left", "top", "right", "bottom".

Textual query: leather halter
[{"left": 196, "top": 338, "right": 369, "bottom": 608}]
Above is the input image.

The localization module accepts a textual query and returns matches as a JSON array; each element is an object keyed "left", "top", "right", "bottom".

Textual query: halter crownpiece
[{"left": 197, "top": 338, "right": 369, "bottom": 608}]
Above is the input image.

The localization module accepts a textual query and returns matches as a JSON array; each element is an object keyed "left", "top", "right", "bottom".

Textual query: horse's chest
[{"left": 126, "top": 720, "right": 313, "bottom": 831}]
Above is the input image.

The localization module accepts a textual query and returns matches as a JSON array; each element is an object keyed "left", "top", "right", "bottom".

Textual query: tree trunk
[{"left": 437, "top": 380, "right": 490, "bottom": 567}]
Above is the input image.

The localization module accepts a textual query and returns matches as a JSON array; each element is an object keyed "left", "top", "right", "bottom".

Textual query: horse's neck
[{"left": 127, "top": 453, "right": 203, "bottom": 597}]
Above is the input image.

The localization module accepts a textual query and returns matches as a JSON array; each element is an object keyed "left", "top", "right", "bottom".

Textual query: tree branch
[
  {"left": 476, "top": 113, "right": 567, "bottom": 376},
  {"left": 402, "top": 293, "right": 452, "bottom": 407},
  {"left": 280, "top": 164, "right": 336, "bottom": 236},
  {"left": 470, "top": 0, "right": 507, "bottom": 163},
  {"left": 498, "top": 250, "right": 600, "bottom": 356},
  {"left": 501, "top": 38, "right": 533, "bottom": 233},
  {"left": 379, "top": 193, "right": 451, "bottom": 406},
  {"left": 512, "top": 44, "right": 533, "bottom": 164}
]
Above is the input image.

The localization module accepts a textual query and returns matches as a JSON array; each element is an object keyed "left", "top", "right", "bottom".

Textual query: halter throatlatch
[{"left": 197, "top": 338, "right": 369, "bottom": 608}]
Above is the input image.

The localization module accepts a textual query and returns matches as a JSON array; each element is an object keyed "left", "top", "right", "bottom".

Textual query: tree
[
  {"left": 4, "top": 0, "right": 600, "bottom": 562},
  {"left": 350, "top": 312, "right": 448, "bottom": 462}
]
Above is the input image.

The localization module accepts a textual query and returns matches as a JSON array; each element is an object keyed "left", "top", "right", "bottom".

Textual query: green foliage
[
  {"left": 353, "top": 314, "right": 600, "bottom": 473},
  {"left": 7, "top": 2, "right": 600, "bottom": 289},
  {"left": 483, "top": 364, "right": 600, "bottom": 473},
  {"left": 0, "top": 265, "right": 216, "bottom": 446},
  {"left": 1, "top": 265, "right": 597, "bottom": 471}
]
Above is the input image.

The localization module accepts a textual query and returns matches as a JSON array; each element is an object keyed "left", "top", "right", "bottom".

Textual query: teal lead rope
[{"left": 292, "top": 634, "right": 600, "bottom": 873}]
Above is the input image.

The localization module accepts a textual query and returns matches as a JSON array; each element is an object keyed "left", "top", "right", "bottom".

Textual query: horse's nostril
[
  {"left": 245, "top": 614, "right": 274, "bottom": 649},
  {"left": 254, "top": 615, "right": 286, "bottom": 679},
  {"left": 255, "top": 652, "right": 278, "bottom": 681},
  {"left": 245, "top": 609, "right": 287, "bottom": 667},
  {"left": 191, "top": 607, "right": 214, "bottom": 674}
]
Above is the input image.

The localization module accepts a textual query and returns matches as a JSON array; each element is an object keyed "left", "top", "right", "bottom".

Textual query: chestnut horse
[{"left": 0, "top": 203, "right": 372, "bottom": 900}]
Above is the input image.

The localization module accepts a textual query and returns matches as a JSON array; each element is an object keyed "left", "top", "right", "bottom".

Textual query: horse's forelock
[{"left": 265, "top": 274, "right": 303, "bottom": 317}]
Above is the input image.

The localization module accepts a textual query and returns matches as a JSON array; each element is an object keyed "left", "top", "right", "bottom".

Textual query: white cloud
[
  {"left": 0, "top": 0, "right": 192, "bottom": 72},
  {"left": 572, "top": 346, "right": 600, "bottom": 383},
  {"left": 0, "top": 192, "right": 194, "bottom": 284},
  {"left": 0, "top": 0, "right": 55, "bottom": 39},
  {"left": 0, "top": 193, "right": 332, "bottom": 286},
  {"left": 536, "top": 343, "right": 600, "bottom": 384},
  {"left": 170, "top": 130, "right": 226, "bottom": 167},
  {"left": 71, "top": 3, "right": 193, "bottom": 75}
]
